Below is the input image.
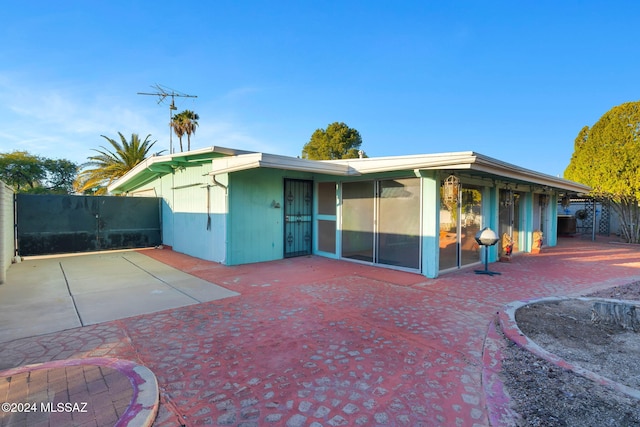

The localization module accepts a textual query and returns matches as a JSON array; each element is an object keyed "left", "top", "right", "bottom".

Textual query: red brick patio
[{"left": 1, "top": 238, "right": 638, "bottom": 426}]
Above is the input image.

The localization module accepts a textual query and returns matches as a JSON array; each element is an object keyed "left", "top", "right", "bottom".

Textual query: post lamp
[{"left": 474, "top": 227, "right": 501, "bottom": 276}]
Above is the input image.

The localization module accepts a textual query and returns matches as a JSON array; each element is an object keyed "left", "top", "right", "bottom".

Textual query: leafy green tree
[
  {"left": 171, "top": 110, "right": 199, "bottom": 152},
  {"left": 0, "top": 151, "right": 46, "bottom": 192},
  {"left": 0, "top": 151, "right": 78, "bottom": 194},
  {"left": 302, "top": 122, "right": 366, "bottom": 160},
  {"left": 76, "top": 132, "right": 158, "bottom": 194},
  {"left": 43, "top": 158, "right": 78, "bottom": 194},
  {"left": 564, "top": 101, "right": 640, "bottom": 243}
]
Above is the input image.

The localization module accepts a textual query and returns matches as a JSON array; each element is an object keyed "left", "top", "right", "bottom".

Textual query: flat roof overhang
[
  {"left": 210, "top": 151, "right": 590, "bottom": 195},
  {"left": 108, "top": 146, "right": 254, "bottom": 194},
  {"left": 210, "top": 153, "right": 359, "bottom": 177}
]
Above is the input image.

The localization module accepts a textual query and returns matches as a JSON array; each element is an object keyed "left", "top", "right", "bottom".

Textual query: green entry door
[{"left": 284, "top": 179, "right": 313, "bottom": 257}]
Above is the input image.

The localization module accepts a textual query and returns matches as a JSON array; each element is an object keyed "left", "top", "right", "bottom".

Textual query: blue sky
[{"left": 1, "top": 1, "right": 638, "bottom": 177}]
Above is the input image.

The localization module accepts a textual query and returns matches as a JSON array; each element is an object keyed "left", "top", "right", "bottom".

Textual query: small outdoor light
[
  {"left": 443, "top": 174, "right": 460, "bottom": 205},
  {"left": 474, "top": 227, "right": 501, "bottom": 276}
]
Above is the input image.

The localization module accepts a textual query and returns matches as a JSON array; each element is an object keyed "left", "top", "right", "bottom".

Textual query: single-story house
[{"left": 108, "top": 147, "right": 590, "bottom": 278}]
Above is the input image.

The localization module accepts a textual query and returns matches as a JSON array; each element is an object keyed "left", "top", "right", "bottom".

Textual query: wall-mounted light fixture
[{"left": 443, "top": 174, "right": 460, "bottom": 205}]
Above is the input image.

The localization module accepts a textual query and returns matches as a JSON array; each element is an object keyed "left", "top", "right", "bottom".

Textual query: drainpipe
[{"left": 211, "top": 175, "right": 227, "bottom": 193}]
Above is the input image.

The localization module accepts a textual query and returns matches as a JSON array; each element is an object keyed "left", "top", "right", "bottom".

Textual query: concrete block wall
[{"left": 0, "top": 181, "right": 15, "bottom": 284}]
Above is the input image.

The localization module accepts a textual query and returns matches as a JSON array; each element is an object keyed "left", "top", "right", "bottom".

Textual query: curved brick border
[
  {"left": 484, "top": 296, "right": 640, "bottom": 425},
  {"left": 481, "top": 318, "right": 521, "bottom": 426},
  {"left": 0, "top": 357, "right": 158, "bottom": 427}
]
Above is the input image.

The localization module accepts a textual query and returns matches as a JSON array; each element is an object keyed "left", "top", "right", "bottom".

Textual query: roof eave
[
  {"left": 108, "top": 146, "right": 252, "bottom": 194},
  {"left": 210, "top": 153, "right": 359, "bottom": 176},
  {"left": 470, "top": 154, "right": 591, "bottom": 193}
]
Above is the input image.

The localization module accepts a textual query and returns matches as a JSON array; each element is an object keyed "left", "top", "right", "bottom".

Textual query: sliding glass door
[
  {"left": 378, "top": 178, "right": 420, "bottom": 269},
  {"left": 439, "top": 183, "right": 484, "bottom": 270},
  {"left": 341, "top": 181, "right": 374, "bottom": 262},
  {"left": 498, "top": 189, "right": 522, "bottom": 256},
  {"left": 341, "top": 178, "right": 420, "bottom": 270}
]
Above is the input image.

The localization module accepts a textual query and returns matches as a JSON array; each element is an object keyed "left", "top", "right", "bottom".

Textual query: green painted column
[
  {"left": 420, "top": 171, "right": 439, "bottom": 278},
  {"left": 484, "top": 186, "right": 499, "bottom": 263},
  {"left": 548, "top": 194, "right": 558, "bottom": 246},
  {"left": 523, "top": 192, "right": 534, "bottom": 252}
]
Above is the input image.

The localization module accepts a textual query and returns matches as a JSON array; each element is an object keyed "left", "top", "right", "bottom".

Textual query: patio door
[
  {"left": 284, "top": 179, "right": 313, "bottom": 257},
  {"left": 341, "top": 178, "right": 420, "bottom": 270},
  {"left": 498, "top": 189, "right": 522, "bottom": 256},
  {"left": 438, "top": 184, "right": 483, "bottom": 270},
  {"left": 341, "top": 181, "right": 375, "bottom": 262},
  {"left": 377, "top": 178, "right": 420, "bottom": 269}
]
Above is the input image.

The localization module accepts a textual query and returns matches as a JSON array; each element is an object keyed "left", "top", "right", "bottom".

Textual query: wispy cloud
[
  {"left": 192, "top": 120, "right": 280, "bottom": 154},
  {"left": 0, "top": 76, "right": 289, "bottom": 163},
  {"left": 221, "top": 86, "right": 262, "bottom": 101},
  {"left": 0, "top": 75, "right": 163, "bottom": 162}
]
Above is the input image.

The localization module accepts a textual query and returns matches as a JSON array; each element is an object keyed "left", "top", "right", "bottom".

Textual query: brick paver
[
  {"left": 0, "top": 238, "right": 638, "bottom": 426},
  {"left": 0, "top": 364, "right": 129, "bottom": 427},
  {"left": 0, "top": 357, "right": 158, "bottom": 427}
]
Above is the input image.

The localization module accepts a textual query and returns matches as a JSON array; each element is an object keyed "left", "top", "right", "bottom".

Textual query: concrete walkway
[
  {"left": 0, "top": 239, "right": 638, "bottom": 426},
  {"left": 0, "top": 249, "right": 238, "bottom": 343}
]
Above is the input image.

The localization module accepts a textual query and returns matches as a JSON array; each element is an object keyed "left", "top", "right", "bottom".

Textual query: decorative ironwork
[
  {"left": 599, "top": 200, "right": 610, "bottom": 234},
  {"left": 284, "top": 179, "right": 313, "bottom": 257},
  {"left": 501, "top": 188, "right": 514, "bottom": 207},
  {"left": 577, "top": 201, "right": 595, "bottom": 236}
]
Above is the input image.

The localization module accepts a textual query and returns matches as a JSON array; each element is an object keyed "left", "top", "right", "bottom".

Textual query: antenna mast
[{"left": 138, "top": 84, "right": 197, "bottom": 154}]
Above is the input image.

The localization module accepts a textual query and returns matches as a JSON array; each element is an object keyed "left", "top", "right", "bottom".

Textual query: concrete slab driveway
[{"left": 0, "top": 250, "right": 238, "bottom": 343}]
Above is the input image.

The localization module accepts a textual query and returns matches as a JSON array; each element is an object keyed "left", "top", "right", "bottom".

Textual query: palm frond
[{"left": 77, "top": 132, "right": 157, "bottom": 193}]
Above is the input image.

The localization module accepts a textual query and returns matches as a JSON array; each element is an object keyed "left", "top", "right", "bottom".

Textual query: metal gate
[
  {"left": 284, "top": 179, "right": 312, "bottom": 257},
  {"left": 16, "top": 194, "right": 161, "bottom": 256}
]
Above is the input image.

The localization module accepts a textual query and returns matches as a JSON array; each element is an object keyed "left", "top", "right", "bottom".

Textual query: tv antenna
[{"left": 138, "top": 84, "right": 197, "bottom": 154}]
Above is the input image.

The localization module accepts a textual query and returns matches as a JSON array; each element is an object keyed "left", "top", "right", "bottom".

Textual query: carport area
[{"left": 0, "top": 249, "right": 238, "bottom": 343}]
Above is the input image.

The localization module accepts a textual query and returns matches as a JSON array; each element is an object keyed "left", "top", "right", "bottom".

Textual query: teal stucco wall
[
  {"left": 129, "top": 162, "right": 569, "bottom": 276},
  {"left": 130, "top": 163, "right": 228, "bottom": 263},
  {"left": 227, "top": 168, "right": 313, "bottom": 265}
]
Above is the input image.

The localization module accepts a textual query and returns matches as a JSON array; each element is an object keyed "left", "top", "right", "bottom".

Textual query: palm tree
[
  {"left": 172, "top": 110, "right": 199, "bottom": 151},
  {"left": 170, "top": 114, "right": 186, "bottom": 152},
  {"left": 75, "top": 132, "right": 158, "bottom": 194}
]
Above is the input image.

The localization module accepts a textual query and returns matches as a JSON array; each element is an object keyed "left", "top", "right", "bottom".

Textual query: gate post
[{"left": 0, "top": 182, "right": 16, "bottom": 284}]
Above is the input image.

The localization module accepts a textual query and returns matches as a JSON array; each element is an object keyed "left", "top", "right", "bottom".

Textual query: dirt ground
[{"left": 499, "top": 281, "right": 640, "bottom": 426}]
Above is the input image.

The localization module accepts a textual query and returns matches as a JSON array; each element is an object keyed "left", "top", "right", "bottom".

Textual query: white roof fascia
[
  {"left": 320, "top": 151, "right": 475, "bottom": 174},
  {"left": 470, "top": 154, "right": 590, "bottom": 193},
  {"left": 204, "top": 149, "right": 590, "bottom": 194},
  {"left": 210, "top": 153, "right": 357, "bottom": 176},
  {"left": 107, "top": 146, "right": 251, "bottom": 193},
  {"left": 107, "top": 154, "right": 168, "bottom": 193},
  {"left": 327, "top": 151, "right": 589, "bottom": 193},
  {"left": 323, "top": 151, "right": 477, "bottom": 174}
]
